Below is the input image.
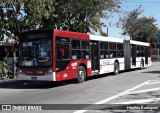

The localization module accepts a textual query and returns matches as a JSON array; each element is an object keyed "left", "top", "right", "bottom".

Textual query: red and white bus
[{"left": 18, "top": 29, "right": 152, "bottom": 82}]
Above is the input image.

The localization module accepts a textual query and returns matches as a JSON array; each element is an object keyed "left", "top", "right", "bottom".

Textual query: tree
[
  {"left": 0, "top": 0, "right": 122, "bottom": 39},
  {"left": 119, "top": 7, "right": 159, "bottom": 43},
  {"left": 0, "top": 0, "right": 58, "bottom": 39},
  {"left": 46, "top": 0, "right": 122, "bottom": 34}
]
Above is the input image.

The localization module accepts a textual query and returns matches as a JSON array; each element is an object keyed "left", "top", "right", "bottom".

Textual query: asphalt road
[{"left": 0, "top": 62, "right": 160, "bottom": 113}]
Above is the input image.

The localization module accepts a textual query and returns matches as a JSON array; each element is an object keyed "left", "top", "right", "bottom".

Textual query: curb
[{"left": 0, "top": 79, "right": 18, "bottom": 85}]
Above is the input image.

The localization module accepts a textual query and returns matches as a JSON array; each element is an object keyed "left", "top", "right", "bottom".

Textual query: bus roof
[
  {"left": 130, "top": 40, "right": 150, "bottom": 46},
  {"left": 90, "top": 35, "right": 123, "bottom": 43},
  {"left": 54, "top": 29, "right": 90, "bottom": 40}
]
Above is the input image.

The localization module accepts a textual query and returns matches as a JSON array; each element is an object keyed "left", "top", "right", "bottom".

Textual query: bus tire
[
  {"left": 76, "top": 66, "right": 86, "bottom": 83},
  {"left": 114, "top": 62, "right": 119, "bottom": 75},
  {"left": 140, "top": 60, "right": 144, "bottom": 69}
]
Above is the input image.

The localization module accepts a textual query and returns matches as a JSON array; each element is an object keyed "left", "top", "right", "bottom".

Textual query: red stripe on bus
[{"left": 55, "top": 29, "right": 90, "bottom": 40}]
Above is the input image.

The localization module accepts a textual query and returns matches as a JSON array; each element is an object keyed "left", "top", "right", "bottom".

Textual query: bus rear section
[
  {"left": 89, "top": 35, "right": 152, "bottom": 76},
  {"left": 123, "top": 40, "right": 152, "bottom": 70},
  {"left": 18, "top": 29, "right": 92, "bottom": 82}
]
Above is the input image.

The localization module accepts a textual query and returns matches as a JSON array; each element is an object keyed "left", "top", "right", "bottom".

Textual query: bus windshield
[{"left": 19, "top": 39, "right": 52, "bottom": 67}]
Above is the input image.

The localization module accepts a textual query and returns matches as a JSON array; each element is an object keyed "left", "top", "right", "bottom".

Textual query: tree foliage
[
  {"left": 0, "top": 0, "right": 57, "bottom": 39},
  {"left": 0, "top": 0, "right": 122, "bottom": 40},
  {"left": 48, "top": 0, "right": 121, "bottom": 33},
  {"left": 119, "top": 7, "right": 159, "bottom": 43}
]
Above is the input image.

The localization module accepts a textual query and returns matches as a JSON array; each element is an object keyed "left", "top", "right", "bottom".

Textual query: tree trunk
[{"left": 12, "top": 50, "right": 16, "bottom": 79}]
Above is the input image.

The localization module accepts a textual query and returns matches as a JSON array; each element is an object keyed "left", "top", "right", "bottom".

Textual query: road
[{"left": 0, "top": 62, "right": 160, "bottom": 113}]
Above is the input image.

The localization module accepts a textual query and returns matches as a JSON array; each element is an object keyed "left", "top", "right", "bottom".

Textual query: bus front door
[{"left": 90, "top": 41, "right": 99, "bottom": 72}]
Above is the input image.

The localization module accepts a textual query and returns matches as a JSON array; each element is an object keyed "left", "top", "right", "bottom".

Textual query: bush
[{"left": 0, "top": 61, "right": 8, "bottom": 79}]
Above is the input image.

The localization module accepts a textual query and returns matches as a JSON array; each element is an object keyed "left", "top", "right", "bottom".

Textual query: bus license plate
[{"left": 31, "top": 77, "right": 37, "bottom": 80}]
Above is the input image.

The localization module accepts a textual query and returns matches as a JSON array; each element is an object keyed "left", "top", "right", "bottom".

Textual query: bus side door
[{"left": 90, "top": 41, "right": 99, "bottom": 72}]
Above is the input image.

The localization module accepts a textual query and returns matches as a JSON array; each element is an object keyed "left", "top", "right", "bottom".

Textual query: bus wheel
[
  {"left": 114, "top": 62, "right": 119, "bottom": 75},
  {"left": 140, "top": 60, "right": 144, "bottom": 69},
  {"left": 76, "top": 66, "right": 86, "bottom": 83}
]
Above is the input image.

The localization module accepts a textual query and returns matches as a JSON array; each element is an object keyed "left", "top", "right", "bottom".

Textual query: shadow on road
[
  {"left": 0, "top": 74, "right": 113, "bottom": 89},
  {"left": 0, "top": 68, "right": 143, "bottom": 89},
  {"left": 142, "top": 71, "right": 160, "bottom": 75},
  {"left": 0, "top": 72, "right": 114, "bottom": 89},
  {"left": 0, "top": 73, "right": 114, "bottom": 89},
  {"left": 0, "top": 80, "right": 78, "bottom": 89}
]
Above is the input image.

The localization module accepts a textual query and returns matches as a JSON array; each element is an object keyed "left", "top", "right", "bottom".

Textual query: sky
[{"left": 104, "top": 0, "right": 160, "bottom": 39}]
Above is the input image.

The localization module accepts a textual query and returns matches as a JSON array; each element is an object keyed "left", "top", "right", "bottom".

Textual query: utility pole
[{"left": 107, "top": 26, "right": 108, "bottom": 37}]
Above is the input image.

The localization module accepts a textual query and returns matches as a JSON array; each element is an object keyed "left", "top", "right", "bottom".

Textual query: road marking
[
  {"left": 113, "top": 98, "right": 160, "bottom": 104},
  {"left": 73, "top": 80, "right": 150, "bottom": 113},
  {"left": 95, "top": 80, "right": 150, "bottom": 104},
  {"left": 146, "top": 81, "right": 160, "bottom": 85},
  {"left": 147, "top": 80, "right": 159, "bottom": 82},
  {"left": 127, "top": 87, "right": 160, "bottom": 94}
]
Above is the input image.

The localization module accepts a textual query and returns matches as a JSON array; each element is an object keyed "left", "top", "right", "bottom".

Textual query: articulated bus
[{"left": 18, "top": 29, "right": 151, "bottom": 82}]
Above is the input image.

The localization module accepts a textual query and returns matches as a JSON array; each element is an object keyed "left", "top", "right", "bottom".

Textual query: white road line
[
  {"left": 74, "top": 110, "right": 88, "bottom": 113},
  {"left": 148, "top": 80, "right": 159, "bottom": 82},
  {"left": 113, "top": 98, "right": 160, "bottom": 104},
  {"left": 73, "top": 80, "right": 150, "bottom": 113},
  {"left": 95, "top": 80, "right": 150, "bottom": 104},
  {"left": 146, "top": 81, "right": 160, "bottom": 85},
  {"left": 127, "top": 87, "right": 160, "bottom": 94}
]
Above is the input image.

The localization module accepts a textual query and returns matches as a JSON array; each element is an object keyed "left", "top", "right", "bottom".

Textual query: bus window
[
  {"left": 137, "top": 46, "right": 141, "bottom": 57},
  {"left": 117, "top": 43, "right": 123, "bottom": 50},
  {"left": 104, "top": 51, "right": 109, "bottom": 58},
  {"left": 109, "top": 43, "right": 116, "bottom": 50},
  {"left": 72, "top": 40, "right": 80, "bottom": 49},
  {"left": 82, "top": 41, "right": 89, "bottom": 49},
  {"left": 110, "top": 51, "right": 116, "bottom": 58},
  {"left": 141, "top": 46, "right": 145, "bottom": 57},
  {"left": 71, "top": 39, "right": 82, "bottom": 60},
  {"left": 100, "top": 41, "right": 109, "bottom": 59},
  {"left": 56, "top": 43, "right": 70, "bottom": 60},
  {"left": 100, "top": 51, "right": 104, "bottom": 58},
  {"left": 56, "top": 37, "right": 70, "bottom": 60},
  {"left": 81, "top": 40, "right": 90, "bottom": 59},
  {"left": 72, "top": 50, "right": 81, "bottom": 59},
  {"left": 82, "top": 50, "right": 90, "bottom": 59},
  {"left": 104, "top": 42, "right": 108, "bottom": 49},
  {"left": 72, "top": 50, "right": 77, "bottom": 59},
  {"left": 117, "top": 43, "right": 123, "bottom": 58},
  {"left": 117, "top": 51, "right": 123, "bottom": 58}
]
